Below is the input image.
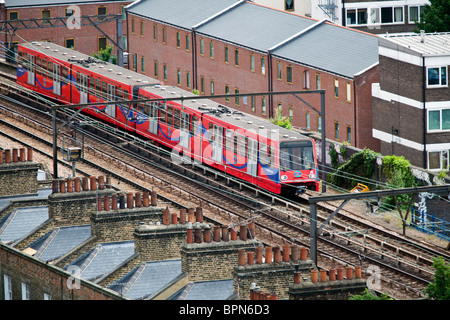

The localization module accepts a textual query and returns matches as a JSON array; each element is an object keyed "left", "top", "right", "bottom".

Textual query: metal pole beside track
[
  {"left": 52, "top": 108, "right": 58, "bottom": 179},
  {"left": 321, "top": 91, "right": 326, "bottom": 193}
]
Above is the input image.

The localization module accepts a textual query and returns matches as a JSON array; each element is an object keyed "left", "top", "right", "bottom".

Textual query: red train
[{"left": 16, "top": 42, "right": 319, "bottom": 195}]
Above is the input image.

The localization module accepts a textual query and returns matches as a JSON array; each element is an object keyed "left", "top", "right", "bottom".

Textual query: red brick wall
[
  {"left": 6, "top": 2, "right": 130, "bottom": 56},
  {"left": 0, "top": 243, "right": 122, "bottom": 300}
]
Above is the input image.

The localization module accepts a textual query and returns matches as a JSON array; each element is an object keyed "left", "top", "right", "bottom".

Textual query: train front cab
[
  {"left": 279, "top": 139, "right": 320, "bottom": 194},
  {"left": 17, "top": 45, "right": 71, "bottom": 104}
]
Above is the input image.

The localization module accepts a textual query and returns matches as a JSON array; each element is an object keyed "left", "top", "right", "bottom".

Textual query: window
[
  {"left": 286, "top": 65, "right": 293, "bottom": 83},
  {"left": 65, "top": 8, "right": 74, "bottom": 17},
  {"left": 251, "top": 96, "right": 256, "bottom": 112},
  {"left": 427, "top": 66, "right": 447, "bottom": 87},
  {"left": 200, "top": 38, "right": 204, "bottom": 55},
  {"left": 42, "top": 9, "right": 51, "bottom": 25},
  {"left": 277, "top": 62, "right": 282, "bottom": 80},
  {"left": 162, "top": 27, "right": 166, "bottom": 44},
  {"left": 22, "top": 283, "right": 30, "bottom": 300},
  {"left": 250, "top": 54, "right": 255, "bottom": 72},
  {"left": 211, "top": 80, "right": 215, "bottom": 95},
  {"left": 289, "top": 106, "right": 293, "bottom": 124},
  {"left": 131, "top": 18, "right": 135, "bottom": 34},
  {"left": 334, "top": 79, "right": 339, "bottom": 98},
  {"left": 97, "top": 6, "right": 106, "bottom": 20},
  {"left": 261, "top": 57, "right": 266, "bottom": 75},
  {"left": 186, "top": 72, "right": 191, "bottom": 89},
  {"left": 4, "top": 275, "right": 12, "bottom": 300},
  {"left": 153, "top": 24, "right": 157, "bottom": 41},
  {"left": 370, "top": 8, "right": 380, "bottom": 24},
  {"left": 262, "top": 97, "right": 266, "bottom": 115},
  {"left": 285, "top": 0, "right": 294, "bottom": 11},
  {"left": 8, "top": 11, "right": 18, "bottom": 20},
  {"left": 315, "top": 74, "right": 321, "bottom": 89},
  {"left": 163, "top": 64, "right": 167, "bottom": 81},
  {"left": 98, "top": 37, "right": 107, "bottom": 51},
  {"left": 177, "top": 69, "right": 181, "bottom": 85},
  {"left": 335, "top": 121, "right": 340, "bottom": 140},
  {"left": 225, "top": 85, "right": 230, "bottom": 102},
  {"left": 176, "top": 32, "right": 181, "bottom": 47},
  {"left": 428, "top": 108, "right": 450, "bottom": 131},
  {"left": 235, "top": 88, "right": 240, "bottom": 106},
  {"left": 154, "top": 60, "right": 158, "bottom": 77},
  {"left": 224, "top": 46, "right": 229, "bottom": 63},
  {"left": 200, "top": 76, "right": 205, "bottom": 93},
  {"left": 306, "top": 111, "right": 310, "bottom": 130},
  {"left": 346, "top": 8, "right": 367, "bottom": 25},
  {"left": 347, "top": 125, "right": 352, "bottom": 144},
  {"left": 409, "top": 5, "right": 425, "bottom": 23},
  {"left": 186, "top": 34, "right": 190, "bottom": 51},
  {"left": 428, "top": 150, "right": 449, "bottom": 170},
  {"left": 210, "top": 41, "right": 214, "bottom": 59},
  {"left": 65, "top": 38, "right": 75, "bottom": 49},
  {"left": 346, "top": 82, "right": 352, "bottom": 102},
  {"left": 141, "top": 56, "right": 145, "bottom": 73},
  {"left": 234, "top": 48, "right": 239, "bottom": 66},
  {"left": 132, "top": 53, "right": 137, "bottom": 71},
  {"left": 381, "top": 6, "right": 403, "bottom": 23},
  {"left": 303, "top": 70, "right": 310, "bottom": 89}
]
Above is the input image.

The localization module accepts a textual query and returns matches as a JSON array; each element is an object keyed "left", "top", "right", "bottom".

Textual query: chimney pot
[
  {"left": 346, "top": 266, "right": 354, "bottom": 280},
  {"left": 162, "top": 208, "right": 170, "bottom": 225},
  {"left": 265, "top": 246, "right": 272, "bottom": 264},
  {"left": 5, "top": 149, "right": 11, "bottom": 163},
  {"left": 27, "top": 147, "right": 33, "bottom": 161},
  {"left": 126, "top": 192, "right": 134, "bottom": 209},
  {"left": 74, "top": 177, "right": 81, "bottom": 192},
  {"left": 171, "top": 212, "right": 178, "bottom": 225},
  {"left": 90, "top": 176, "right": 97, "bottom": 191},
  {"left": 143, "top": 192, "right": 150, "bottom": 207},
  {"left": 320, "top": 269, "right": 327, "bottom": 282},
  {"left": 300, "top": 247, "right": 307, "bottom": 260},
  {"left": 151, "top": 190, "right": 157, "bottom": 206},
  {"left": 19, "top": 148, "right": 26, "bottom": 162},
  {"left": 203, "top": 226, "right": 211, "bottom": 242},
  {"left": 119, "top": 194, "right": 125, "bottom": 209},
  {"left": 329, "top": 268, "right": 336, "bottom": 281},
  {"left": 135, "top": 192, "right": 142, "bottom": 207},
  {"left": 291, "top": 245, "right": 300, "bottom": 261},
  {"left": 239, "top": 225, "right": 247, "bottom": 241},
  {"left": 186, "top": 229, "right": 193, "bottom": 244},
  {"left": 0, "top": 150, "right": 3, "bottom": 164},
  {"left": 188, "top": 208, "right": 195, "bottom": 223},
  {"left": 311, "top": 269, "right": 318, "bottom": 283},
  {"left": 273, "top": 246, "right": 281, "bottom": 263},
  {"left": 82, "top": 177, "right": 89, "bottom": 191},
  {"left": 59, "top": 179, "right": 66, "bottom": 193},
  {"left": 337, "top": 267, "right": 344, "bottom": 280},
  {"left": 282, "top": 245, "right": 290, "bottom": 262},
  {"left": 213, "top": 225, "right": 221, "bottom": 242},
  {"left": 294, "top": 272, "right": 301, "bottom": 284},
  {"left": 104, "top": 195, "right": 110, "bottom": 211},
  {"left": 97, "top": 197, "right": 102, "bottom": 211},
  {"left": 248, "top": 220, "right": 255, "bottom": 238},
  {"left": 247, "top": 251, "right": 254, "bottom": 265},
  {"left": 195, "top": 207, "right": 203, "bottom": 223},
  {"left": 255, "top": 246, "right": 263, "bottom": 264},
  {"left": 355, "top": 265, "right": 362, "bottom": 279},
  {"left": 67, "top": 179, "right": 73, "bottom": 192},
  {"left": 221, "top": 225, "right": 229, "bottom": 242},
  {"left": 52, "top": 179, "right": 59, "bottom": 193},
  {"left": 238, "top": 249, "right": 246, "bottom": 266},
  {"left": 230, "top": 227, "right": 237, "bottom": 240},
  {"left": 12, "top": 148, "right": 18, "bottom": 162},
  {"left": 111, "top": 195, "right": 118, "bottom": 210},
  {"left": 98, "top": 176, "right": 105, "bottom": 190},
  {"left": 179, "top": 209, "right": 187, "bottom": 224},
  {"left": 194, "top": 228, "right": 202, "bottom": 244}
]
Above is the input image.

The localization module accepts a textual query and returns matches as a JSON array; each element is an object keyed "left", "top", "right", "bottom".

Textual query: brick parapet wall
[{"left": 0, "top": 147, "right": 38, "bottom": 196}]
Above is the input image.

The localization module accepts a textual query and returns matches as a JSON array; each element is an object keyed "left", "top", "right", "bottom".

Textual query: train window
[
  {"left": 124, "top": 90, "right": 129, "bottom": 100},
  {"left": 62, "top": 66, "right": 68, "bottom": 82},
  {"left": 95, "top": 79, "right": 102, "bottom": 98},
  {"left": 268, "top": 145, "right": 275, "bottom": 166},
  {"left": 47, "top": 61, "right": 53, "bottom": 74},
  {"left": 233, "top": 135, "right": 239, "bottom": 155},
  {"left": 167, "top": 105, "right": 173, "bottom": 126},
  {"left": 190, "top": 115, "right": 198, "bottom": 135},
  {"left": 240, "top": 136, "right": 247, "bottom": 157},
  {"left": 209, "top": 122, "right": 214, "bottom": 141},
  {"left": 102, "top": 81, "right": 107, "bottom": 100},
  {"left": 143, "top": 102, "right": 150, "bottom": 115},
  {"left": 160, "top": 105, "right": 166, "bottom": 124},
  {"left": 90, "top": 77, "right": 95, "bottom": 95},
  {"left": 138, "top": 94, "right": 144, "bottom": 113},
  {"left": 173, "top": 108, "right": 180, "bottom": 129},
  {"left": 280, "top": 141, "right": 314, "bottom": 171},
  {"left": 22, "top": 52, "right": 29, "bottom": 68},
  {"left": 260, "top": 143, "right": 269, "bottom": 165},
  {"left": 42, "top": 58, "right": 47, "bottom": 77},
  {"left": 117, "top": 88, "right": 123, "bottom": 101},
  {"left": 36, "top": 57, "right": 41, "bottom": 75},
  {"left": 225, "top": 129, "right": 232, "bottom": 151}
]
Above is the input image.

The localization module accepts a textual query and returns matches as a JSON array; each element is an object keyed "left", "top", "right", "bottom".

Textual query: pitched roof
[
  {"left": 170, "top": 279, "right": 234, "bottom": 300},
  {"left": 29, "top": 225, "right": 92, "bottom": 262},
  {"left": 0, "top": 206, "right": 48, "bottom": 243},
  {"left": 4, "top": 0, "right": 127, "bottom": 8},
  {"left": 126, "top": 0, "right": 239, "bottom": 30}
]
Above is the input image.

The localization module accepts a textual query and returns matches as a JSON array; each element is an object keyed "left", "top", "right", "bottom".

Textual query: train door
[
  {"left": 53, "top": 64, "right": 61, "bottom": 96},
  {"left": 212, "top": 124, "right": 223, "bottom": 163},
  {"left": 247, "top": 138, "right": 258, "bottom": 177},
  {"left": 180, "top": 111, "right": 190, "bottom": 149},
  {"left": 79, "top": 73, "right": 88, "bottom": 104},
  {"left": 27, "top": 55, "right": 35, "bottom": 85},
  {"left": 148, "top": 102, "right": 158, "bottom": 135},
  {"left": 106, "top": 83, "right": 116, "bottom": 117}
]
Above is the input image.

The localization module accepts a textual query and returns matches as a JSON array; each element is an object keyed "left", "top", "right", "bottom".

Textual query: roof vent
[
  {"left": 191, "top": 100, "right": 197, "bottom": 103},
  {"left": 236, "top": 117, "right": 241, "bottom": 120},
  {"left": 137, "top": 79, "right": 142, "bottom": 82},
  {"left": 259, "top": 126, "right": 264, "bottom": 129},
  {"left": 62, "top": 52, "right": 67, "bottom": 55},
  {"left": 71, "top": 56, "right": 76, "bottom": 59},
  {"left": 127, "top": 75, "right": 132, "bottom": 78},
  {"left": 420, "top": 30, "right": 426, "bottom": 43},
  {"left": 99, "top": 65, "right": 104, "bottom": 68},
  {"left": 53, "top": 49, "right": 59, "bottom": 52},
  {"left": 117, "top": 72, "right": 123, "bottom": 75},
  {"left": 171, "top": 91, "right": 176, "bottom": 94},
  {"left": 290, "top": 136, "right": 296, "bottom": 139},
  {"left": 247, "top": 121, "right": 252, "bottom": 124},
  {"left": 45, "top": 46, "right": 50, "bottom": 49},
  {"left": 283, "top": 135, "right": 289, "bottom": 138},
  {"left": 108, "top": 69, "right": 113, "bottom": 72}
]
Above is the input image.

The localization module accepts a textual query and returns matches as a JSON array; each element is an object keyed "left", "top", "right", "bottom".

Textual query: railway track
[{"left": 1, "top": 69, "right": 449, "bottom": 299}]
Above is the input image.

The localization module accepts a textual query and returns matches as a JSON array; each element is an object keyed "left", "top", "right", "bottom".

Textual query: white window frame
[
  {"left": 426, "top": 66, "right": 448, "bottom": 88},
  {"left": 4, "top": 275, "right": 13, "bottom": 300},
  {"left": 408, "top": 5, "right": 425, "bottom": 23},
  {"left": 427, "top": 108, "right": 450, "bottom": 132},
  {"left": 428, "top": 149, "right": 449, "bottom": 170},
  {"left": 21, "top": 282, "right": 30, "bottom": 300}
]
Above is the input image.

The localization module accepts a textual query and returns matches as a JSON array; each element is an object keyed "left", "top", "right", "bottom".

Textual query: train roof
[
  {"left": 18, "top": 41, "right": 161, "bottom": 87},
  {"left": 139, "top": 84, "right": 311, "bottom": 142}
]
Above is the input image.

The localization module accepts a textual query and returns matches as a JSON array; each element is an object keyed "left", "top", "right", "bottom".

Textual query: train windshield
[{"left": 279, "top": 140, "right": 315, "bottom": 171}]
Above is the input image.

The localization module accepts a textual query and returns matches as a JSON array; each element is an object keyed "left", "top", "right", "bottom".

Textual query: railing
[{"left": 411, "top": 208, "right": 450, "bottom": 241}]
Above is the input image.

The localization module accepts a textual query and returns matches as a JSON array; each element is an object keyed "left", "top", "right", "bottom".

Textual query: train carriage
[{"left": 16, "top": 41, "right": 319, "bottom": 195}]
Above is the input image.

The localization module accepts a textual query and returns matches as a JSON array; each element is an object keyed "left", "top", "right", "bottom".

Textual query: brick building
[
  {"left": 2, "top": 0, "right": 131, "bottom": 60},
  {"left": 372, "top": 32, "right": 450, "bottom": 170},
  {"left": 125, "top": 0, "right": 380, "bottom": 150}
]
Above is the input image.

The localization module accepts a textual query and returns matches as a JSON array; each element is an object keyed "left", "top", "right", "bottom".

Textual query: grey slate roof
[
  {"left": 0, "top": 206, "right": 49, "bottom": 243},
  {"left": 4, "top": 0, "right": 126, "bottom": 8},
  {"left": 66, "top": 241, "right": 135, "bottom": 281},
  {"left": 170, "top": 279, "right": 234, "bottom": 300},
  {"left": 0, "top": 188, "right": 52, "bottom": 212},
  {"left": 109, "top": 259, "right": 182, "bottom": 299},
  {"left": 126, "top": 0, "right": 239, "bottom": 30},
  {"left": 29, "top": 225, "right": 92, "bottom": 262}
]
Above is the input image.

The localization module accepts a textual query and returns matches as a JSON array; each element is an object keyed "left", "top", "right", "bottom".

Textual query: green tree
[
  {"left": 349, "top": 289, "right": 393, "bottom": 300},
  {"left": 91, "top": 45, "right": 117, "bottom": 65},
  {"left": 270, "top": 106, "right": 292, "bottom": 130},
  {"left": 415, "top": 0, "right": 450, "bottom": 32},
  {"left": 425, "top": 256, "right": 450, "bottom": 300}
]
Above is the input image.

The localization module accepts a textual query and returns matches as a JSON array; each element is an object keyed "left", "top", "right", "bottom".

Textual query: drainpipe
[
  {"left": 422, "top": 56, "right": 427, "bottom": 169},
  {"left": 191, "top": 28, "right": 197, "bottom": 91}
]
